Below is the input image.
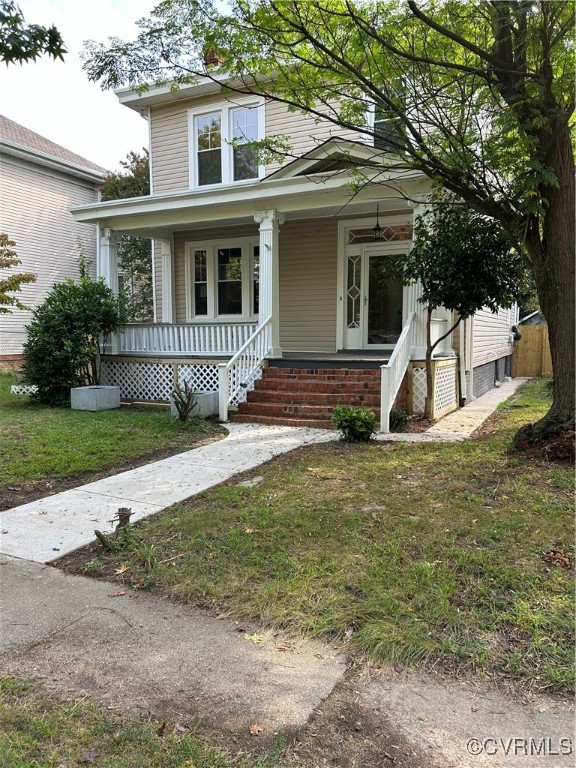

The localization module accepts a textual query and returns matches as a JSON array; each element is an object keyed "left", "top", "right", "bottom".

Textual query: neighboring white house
[
  {"left": 0, "top": 115, "right": 106, "bottom": 364},
  {"left": 70, "top": 78, "right": 518, "bottom": 429}
]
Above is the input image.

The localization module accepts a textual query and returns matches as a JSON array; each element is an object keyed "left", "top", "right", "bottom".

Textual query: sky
[{"left": 0, "top": 0, "right": 157, "bottom": 171}]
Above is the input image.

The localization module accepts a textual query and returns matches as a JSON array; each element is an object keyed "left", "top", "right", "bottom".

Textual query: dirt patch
[
  {"left": 283, "top": 669, "right": 445, "bottom": 768},
  {"left": 0, "top": 431, "right": 225, "bottom": 512}
]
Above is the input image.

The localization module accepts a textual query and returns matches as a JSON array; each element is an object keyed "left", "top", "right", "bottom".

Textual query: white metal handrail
[
  {"left": 117, "top": 322, "right": 257, "bottom": 356},
  {"left": 218, "top": 317, "right": 272, "bottom": 421},
  {"left": 380, "top": 311, "right": 415, "bottom": 433}
]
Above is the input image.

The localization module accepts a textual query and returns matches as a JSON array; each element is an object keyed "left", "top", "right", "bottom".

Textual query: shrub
[
  {"left": 172, "top": 380, "right": 198, "bottom": 422},
  {"left": 22, "top": 277, "right": 127, "bottom": 406},
  {"left": 332, "top": 405, "right": 376, "bottom": 442},
  {"left": 389, "top": 409, "right": 409, "bottom": 432}
]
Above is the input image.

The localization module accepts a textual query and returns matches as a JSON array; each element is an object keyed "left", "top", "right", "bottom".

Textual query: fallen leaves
[
  {"left": 244, "top": 633, "right": 265, "bottom": 644},
  {"left": 542, "top": 549, "right": 574, "bottom": 569},
  {"left": 114, "top": 563, "right": 130, "bottom": 575},
  {"left": 249, "top": 723, "right": 263, "bottom": 736},
  {"left": 108, "top": 590, "right": 126, "bottom": 598}
]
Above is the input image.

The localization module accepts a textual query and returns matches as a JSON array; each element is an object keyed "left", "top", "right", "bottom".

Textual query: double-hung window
[
  {"left": 186, "top": 239, "right": 260, "bottom": 320},
  {"left": 190, "top": 99, "right": 264, "bottom": 188}
]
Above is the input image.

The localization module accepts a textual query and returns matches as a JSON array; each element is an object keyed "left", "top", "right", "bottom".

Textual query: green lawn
[
  {"left": 0, "top": 678, "right": 281, "bottom": 768},
  {"left": 0, "top": 373, "right": 222, "bottom": 486},
  {"left": 63, "top": 379, "right": 574, "bottom": 695}
]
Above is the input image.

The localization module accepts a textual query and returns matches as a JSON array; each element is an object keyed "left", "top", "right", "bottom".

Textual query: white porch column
[
  {"left": 98, "top": 228, "right": 120, "bottom": 354},
  {"left": 98, "top": 228, "right": 119, "bottom": 294},
  {"left": 407, "top": 203, "right": 429, "bottom": 359},
  {"left": 159, "top": 239, "right": 175, "bottom": 323},
  {"left": 254, "top": 210, "right": 284, "bottom": 358}
]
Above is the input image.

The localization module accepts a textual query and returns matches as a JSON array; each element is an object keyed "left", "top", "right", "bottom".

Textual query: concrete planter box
[
  {"left": 170, "top": 391, "right": 218, "bottom": 419},
  {"left": 71, "top": 385, "right": 121, "bottom": 411}
]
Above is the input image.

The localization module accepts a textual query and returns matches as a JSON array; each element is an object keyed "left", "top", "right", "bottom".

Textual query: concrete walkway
[
  {"left": 0, "top": 378, "right": 528, "bottom": 564},
  {"left": 1, "top": 376, "right": 572, "bottom": 766}
]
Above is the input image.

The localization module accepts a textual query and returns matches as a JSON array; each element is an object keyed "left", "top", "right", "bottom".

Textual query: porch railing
[
  {"left": 117, "top": 322, "right": 257, "bottom": 357},
  {"left": 218, "top": 318, "right": 272, "bottom": 421},
  {"left": 380, "top": 311, "right": 415, "bottom": 433}
]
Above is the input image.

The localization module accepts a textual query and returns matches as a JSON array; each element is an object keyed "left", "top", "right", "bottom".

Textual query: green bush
[
  {"left": 389, "top": 409, "right": 409, "bottom": 432},
  {"left": 22, "top": 277, "right": 127, "bottom": 406},
  {"left": 172, "top": 380, "right": 198, "bottom": 422},
  {"left": 332, "top": 405, "right": 376, "bottom": 442}
]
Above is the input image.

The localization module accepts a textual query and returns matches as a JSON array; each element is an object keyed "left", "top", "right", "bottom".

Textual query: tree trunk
[
  {"left": 514, "top": 121, "right": 575, "bottom": 461},
  {"left": 424, "top": 307, "right": 434, "bottom": 419}
]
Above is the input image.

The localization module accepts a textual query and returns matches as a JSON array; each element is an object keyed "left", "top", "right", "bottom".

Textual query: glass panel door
[{"left": 365, "top": 254, "right": 403, "bottom": 346}]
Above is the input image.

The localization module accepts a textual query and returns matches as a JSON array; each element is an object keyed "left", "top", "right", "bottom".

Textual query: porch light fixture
[{"left": 373, "top": 204, "right": 382, "bottom": 240}]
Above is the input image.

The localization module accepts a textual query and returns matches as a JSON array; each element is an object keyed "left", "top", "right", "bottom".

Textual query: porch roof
[{"left": 71, "top": 144, "right": 427, "bottom": 237}]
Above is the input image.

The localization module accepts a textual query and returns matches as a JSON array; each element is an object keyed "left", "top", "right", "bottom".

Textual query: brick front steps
[{"left": 231, "top": 366, "right": 381, "bottom": 428}]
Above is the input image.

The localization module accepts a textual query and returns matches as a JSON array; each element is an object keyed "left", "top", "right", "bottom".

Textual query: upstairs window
[
  {"left": 196, "top": 113, "right": 222, "bottom": 185},
  {"left": 231, "top": 106, "right": 259, "bottom": 181},
  {"left": 189, "top": 100, "right": 264, "bottom": 188}
]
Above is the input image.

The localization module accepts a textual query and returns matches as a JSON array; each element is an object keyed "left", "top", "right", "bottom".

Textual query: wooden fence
[{"left": 511, "top": 325, "right": 552, "bottom": 377}]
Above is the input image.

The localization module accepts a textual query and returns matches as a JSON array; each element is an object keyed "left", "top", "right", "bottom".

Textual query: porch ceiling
[{"left": 71, "top": 169, "right": 427, "bottom": 237}]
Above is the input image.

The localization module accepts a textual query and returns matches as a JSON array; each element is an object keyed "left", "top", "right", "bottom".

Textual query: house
[
  {"left": 0, "top": 115, "right": 106, "bottom": 367},
  {"left": 519, "top": 310, "right": 546, "bottom": 326},
  {"left": 70, "top": 79, "right": 518, "bottom": 430}
]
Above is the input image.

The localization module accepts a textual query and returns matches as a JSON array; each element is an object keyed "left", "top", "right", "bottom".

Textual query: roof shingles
[{"left": 0, "top": 114, "right": 107, "bottom": 176}]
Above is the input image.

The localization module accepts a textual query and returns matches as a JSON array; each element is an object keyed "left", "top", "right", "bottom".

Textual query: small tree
[
  {"left": 396, "top": 198, "right": 525, "bottom": 418},
  {"left": 22, "top": 277, "right": 127, "bottom": 406},
  {"left": 0, "top": 233, "right": 36, "bottom": 313},
  {"left": 101, "top": 150, "right": 153, "bottom": 322}
]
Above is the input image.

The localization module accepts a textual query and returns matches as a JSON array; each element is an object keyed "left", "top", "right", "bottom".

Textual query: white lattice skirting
[
  {"left": 434, "top": 361, "right": 458, "bottom": 414},
  {"left": 101, "top": 358, "right": 262, "bottom": 405},
  {"left": 101, "top": 359, "right": 220, "bottom": 403},
  {"left": 412, "top": 367, "right": 428, "bottom": 415},
  {"left": 411, "top": 360, "right": 458, "bottom": 417}
]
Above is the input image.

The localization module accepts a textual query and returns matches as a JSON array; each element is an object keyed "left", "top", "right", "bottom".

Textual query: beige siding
[
  {"left": 279, "top": 218, "right": 338, "bottom": 352},
  {"left": 150, "top": 101, "right": 190, "bottom": 194},
  {"left": 265, "top": 101, "right": 364, "bottom": 175},
  {"left": 169, "top": 219, "right": 337, "bottom": 352},
  {"left": 472, "top": 306, "right": 516, "bottom": 367},
  {"left": 0, "top": 155, "right": 99, "bottom": 355},
  {"left": 149, "top": 94, "right": 366, "bottom": 192},
  {"left": 172, "top": 225, "right": 257, "bottom": 323}
]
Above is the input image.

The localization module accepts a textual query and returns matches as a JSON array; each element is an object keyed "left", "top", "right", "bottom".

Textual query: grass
[
  {"left": 0, "top": 373, "right": 222, "bottom": 486},
  {"left": 66, "top": 379, "right": 574, "bottom": 695},
  {"left": 0, "top": 677, "right": 282, "bottom": 768}
]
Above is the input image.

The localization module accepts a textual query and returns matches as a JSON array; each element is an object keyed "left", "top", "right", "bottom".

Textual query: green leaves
[
  {"left": 0, "top": 0, "right": 65, "bottom": 64},
  {"left": 0, "top": 233, "right": 36, "bottom": 314},
  {"left": 402, "top": 194, "right": 526, "bottom": 320},
  {"left": 22, "top": 277, "right": 128, "bottom": 406}
]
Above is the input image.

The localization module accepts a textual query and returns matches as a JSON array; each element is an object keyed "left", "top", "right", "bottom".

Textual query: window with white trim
[
  {"left": 185, "top": 239, "right": 260, "bottom": 320},
  {"left": 189, "top": 99, "right": 264, "bottom": 188}
]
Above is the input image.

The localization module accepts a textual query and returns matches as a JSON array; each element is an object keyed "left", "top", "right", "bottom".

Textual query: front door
[
  {"left": 344, "top": 247, "right": 404, "bottom": 350},
  {"left": 365, "top": 253, "right": 403, "bottom": 349}
]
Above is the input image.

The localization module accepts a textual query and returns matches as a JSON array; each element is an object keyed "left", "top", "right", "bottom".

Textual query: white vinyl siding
[
  {"left": 0, "top": 155, "right": 98, "bottom": 356},
  {"left": 472, "top": 306, "right": 517, "bottom": 367}
]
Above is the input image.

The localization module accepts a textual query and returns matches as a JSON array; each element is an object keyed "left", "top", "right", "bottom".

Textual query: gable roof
[
  {"left": 0, "top": 114, "right": 107, "bottom": 182},
  {"left": 264, "top": 138, "right": 396, "bottom": 181}
]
